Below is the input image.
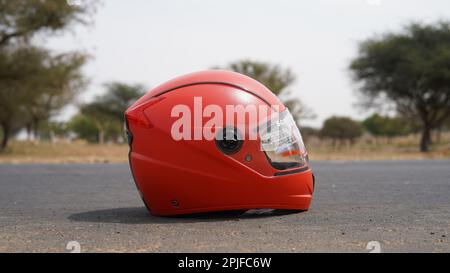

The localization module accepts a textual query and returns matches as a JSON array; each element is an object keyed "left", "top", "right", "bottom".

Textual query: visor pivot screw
[
  {"left": 171, "top": 200, "right": 179, "bottom": 207},
  {"left": 215, "top": 127, "right": 243, "bottom": 155},
  {"left": 245, "top": 154, "right": 252, "bottom": 162}
]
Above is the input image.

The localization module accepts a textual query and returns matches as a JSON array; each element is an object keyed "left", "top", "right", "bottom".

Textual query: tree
[
  {"left": 224, "top": 60, "right": 295, "bottom": 96},
  {"left": 350, "top": 21, "right": 450, "bottom": 152},
  {"left": 80, "top": 103, "right": 113, "bottom": 144},
  {"left": 26, "top": 51, "right": 87, "bottom": 139},
  {"left": 362, "top": 114, "right": 411, "bottom": 138},
  {"left": 284, "top": 98, "right": 316, "bottom": 126},
  {"left": 320, "top": 116, "right": 363, "bottom": 145},
  {"left": 68, "top": 113, "right": 100, "bottom": 143},
  {"left": 299, "top": 126, "right": 319, "bottom": 143},
  {"left": 0, "top": 46, "right": 46, "bottom": 150},
  {"left": 0, "top": 0, "right": 95, "bottom": 46},
  {"left": 221, "top": 60, "right": 315, "bottom": 122},
  {"left": 76, "top": 83, "right": 145, "bottom": 143},
  {"left": 38, "top": 121, "right": 69, "bottom": 143},
  {"left": 92, "top": 82, "right": 146, "bottom": 122},
  {"left": 0, "top": 46, "right": 86, "bottom": 149},
  {"left": 0, "top": 0, "right": 96, "bottom": 151}
]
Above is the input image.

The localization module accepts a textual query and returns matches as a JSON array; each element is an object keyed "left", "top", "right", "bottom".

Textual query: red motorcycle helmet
[{"left": 125, "top": 70, "right": 315, "bottom": 216}]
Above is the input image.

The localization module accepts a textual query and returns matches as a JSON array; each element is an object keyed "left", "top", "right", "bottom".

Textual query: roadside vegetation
[
  {"left": 0, "top": 1, "right": 449, "bottom": 162},
  {"left": 0, "top": 131, "right": 448, "bottom": 164}
]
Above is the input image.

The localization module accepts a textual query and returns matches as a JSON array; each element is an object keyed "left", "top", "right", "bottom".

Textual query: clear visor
[{"left": 259, "top": 109, "right": 308, "bottom": 170}]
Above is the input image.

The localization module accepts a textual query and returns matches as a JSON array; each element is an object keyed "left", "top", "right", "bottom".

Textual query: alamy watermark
[
  {"left": 66, "top": 241, "right": 81, "bottom": 253},
  {"left": 366, "top": 241, "right": 382, "bottom": 253},
  {"left": 170, "top": 97, "right": 283, "bottom": 142}
]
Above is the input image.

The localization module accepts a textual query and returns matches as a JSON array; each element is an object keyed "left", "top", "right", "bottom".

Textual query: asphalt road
[{"left": 0, "top": 160, "right": 449, "bottom": 253}]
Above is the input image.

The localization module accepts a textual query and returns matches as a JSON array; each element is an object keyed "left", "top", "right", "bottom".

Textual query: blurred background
[{"left": 0, "top": 0, "right": 449, "bottom": 163}]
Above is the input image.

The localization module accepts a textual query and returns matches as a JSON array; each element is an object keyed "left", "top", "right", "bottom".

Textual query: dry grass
[
  {"left": 308, "top": 145, "right": 450, "bottom": 160},
  {"left": 0, "top": 140, "right": 129, "bottom": 164},
  {"left": 306, "top": 132, "right": 450, "bottom": 160},
  {"left": 0, "top": 133, "right": 449, "bottom": 164}
]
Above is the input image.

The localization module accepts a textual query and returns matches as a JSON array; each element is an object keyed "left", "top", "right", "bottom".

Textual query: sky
[{"left": 46, "top": 0, "right": 450, "bottom": 127}]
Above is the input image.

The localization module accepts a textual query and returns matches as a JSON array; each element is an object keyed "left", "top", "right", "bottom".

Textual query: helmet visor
[{"left": 259, "top": 109, "right": 308, "bottom": 171}]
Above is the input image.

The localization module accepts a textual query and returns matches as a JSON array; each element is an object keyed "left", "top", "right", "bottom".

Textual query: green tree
[
  {"left": 0, "top": 0, "right": 95, "bottom": 46},
  {"left": 0, "top": 0, "right": 96, "bottom": 151},
  {"left": 362, "top": 114, "right": 385, "bottom": 136},
  {"left": 320, "top": 116, "right": 363, "bottom": 145},
  {"left": 80, "top": 103, "right": 114, "bottom": 144},
  {"left": 68, "top": 113, "right": 99, "bottom": 143},
  {"left": 221, "top": 60, "right": 315, "bottom": 123},
  {"left": 224, "top": 60, "right": 295, "bottom": 95},
  {"left": 38, "top": 121, "right": 69, "bottom": 142},
  {"left": 26, "top": 51, "right": 87, "bottom": 139},
  {"left": 0, "top": 46, "right": 45, "bottom": 150},
  {"left": 93, "top": 82, "right": 146, "bottom": 122},
  {"left": 76, "top": 83, "right": 145, "bottom": 143},
  {"left": 0, "top": 46, "right": 86, "bottom": 148},
  {"left": 362, "top": 114, "right": 411, "bottom": 138},
  {"left": 350, "top": 21, "right": 450, "bottom": 152}
]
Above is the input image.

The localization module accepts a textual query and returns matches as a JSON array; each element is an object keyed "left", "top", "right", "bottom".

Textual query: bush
[{"left": 320, "top": 116, "right": 363, "bottom": 145}]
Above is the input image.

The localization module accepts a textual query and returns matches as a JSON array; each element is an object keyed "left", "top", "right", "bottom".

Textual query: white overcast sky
[{"left": 47, "top": 0, "right": 450, "bottom": 127}]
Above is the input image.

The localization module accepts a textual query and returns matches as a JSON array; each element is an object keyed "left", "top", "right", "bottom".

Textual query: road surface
[{"left": 0, "top": 160, "right": 449, "bottom": 252}]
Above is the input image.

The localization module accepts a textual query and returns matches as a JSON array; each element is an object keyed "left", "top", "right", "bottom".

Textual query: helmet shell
[{"left": 125, "top": 70, "right": 314, "bottom": 216}]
